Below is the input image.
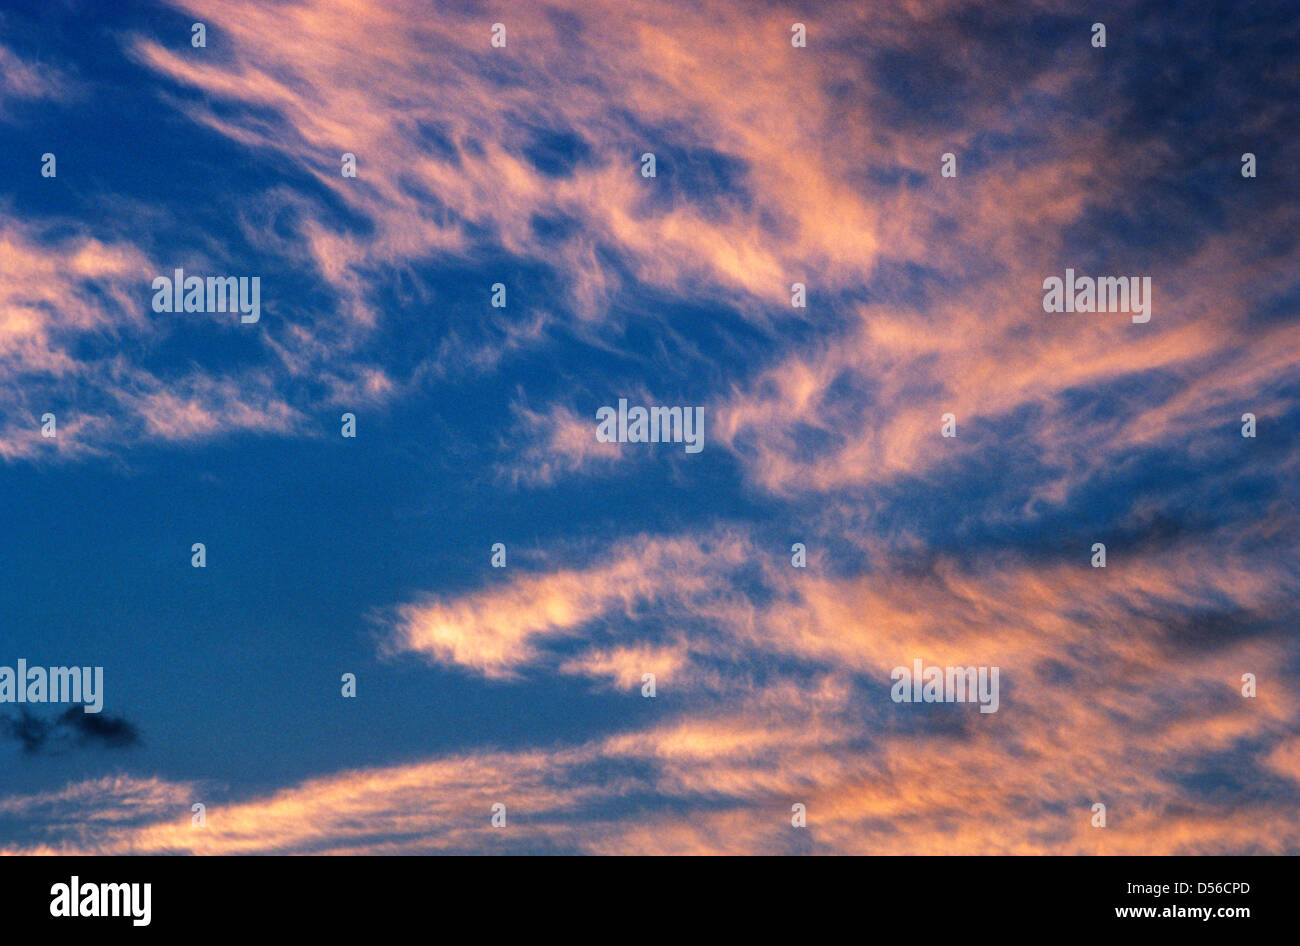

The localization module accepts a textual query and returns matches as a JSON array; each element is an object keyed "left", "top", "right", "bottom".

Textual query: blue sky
[{"left": 1, "top": 0, "right": 1298, "bottom": 854}]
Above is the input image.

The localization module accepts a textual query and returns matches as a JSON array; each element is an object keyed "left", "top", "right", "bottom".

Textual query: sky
[{"left": 1, "top": 0, "right": 1298, "bottom": 854}]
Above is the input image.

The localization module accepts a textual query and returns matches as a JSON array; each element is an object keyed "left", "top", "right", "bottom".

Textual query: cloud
[
  {"left": 499, "top": 401, "right": 623, "bottom": 486},
  {"left": 352, "top": 516, "right": 1300, "bottom": 853},
  {"left": 387, "top": 531, "right": 752, "bottom": 679},
  {"left": 116, "top": 0, "right": 930, "bottom": 364},
  {"left": 4, "top": 652, "right": 1296, "bottom": 854},
  {"left": 9, "top": 0, "right": 1291, "bottom": 483},
  {"left": 0, "top": 43, "right": 76, "bottom": 110},
  {"left": 712, "top": 219, "right": 1300, "bottom": 501},
  {"left": 0, "top": 216, "right": 304, "bottom": 460},
  {"left": 1, "top": 0, "right": 1294, "bottom": 856},
  {"left": 1, "top": 708, "right": 141, "bottom": 756}
]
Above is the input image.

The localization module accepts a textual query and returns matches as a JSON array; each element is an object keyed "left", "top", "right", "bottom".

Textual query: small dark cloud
[
  {"left": 56, "top": 707, "right": 141, "bottom": 747},
  {"left": 0, "top": 708, "right": 140, "bottom": 755},
  {"left": 0, "top": 711, "right": 49, "bottom": 754}
]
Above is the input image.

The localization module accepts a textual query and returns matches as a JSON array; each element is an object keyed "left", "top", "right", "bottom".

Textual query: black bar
[{"left": 0, "top": 855, "right": 1283, "bottom": 934}]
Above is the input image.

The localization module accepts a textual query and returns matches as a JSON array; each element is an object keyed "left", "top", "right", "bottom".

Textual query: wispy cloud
[{"left": 1, "top": 0, "right": 1295, "bottom": 856}]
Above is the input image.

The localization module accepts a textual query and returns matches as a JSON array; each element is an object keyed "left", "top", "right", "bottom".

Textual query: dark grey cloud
[{"left": 0, "top": 707, "right": 140, "bottom": 755}]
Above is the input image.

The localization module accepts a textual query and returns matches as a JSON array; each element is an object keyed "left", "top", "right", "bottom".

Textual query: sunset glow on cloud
[{"left": 2, "top": 0, "right": 1297, "bottom": 856}]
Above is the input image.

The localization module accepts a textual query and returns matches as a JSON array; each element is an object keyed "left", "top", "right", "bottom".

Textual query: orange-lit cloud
[{"left": 2, "top": 0, "right": 1294, "bottom": 858}]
